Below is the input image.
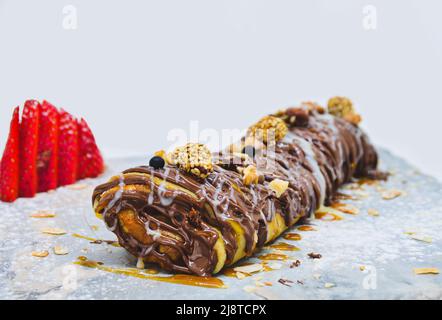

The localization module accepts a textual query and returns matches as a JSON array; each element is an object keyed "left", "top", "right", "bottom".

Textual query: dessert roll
[{"left": 92, "top": 97, "right": 380, "bottom": 276}]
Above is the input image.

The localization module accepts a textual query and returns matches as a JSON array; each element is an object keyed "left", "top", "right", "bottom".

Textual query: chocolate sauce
[{"left": 92, "top": 109, "right": 379, "bottom": 276}]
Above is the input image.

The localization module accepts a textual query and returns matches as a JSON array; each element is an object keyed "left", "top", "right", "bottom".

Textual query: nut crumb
[
  {"left": 324, "top": 282, "right": 336, "bottom": 289},
  {"left": 278, "top": 278, "right": 293, "bottom": 287},
  {"left": 54, "top": 246, "right": 69, "bottom": 255},
  {"left": 413, "top": 268, "right": 439, "bottom": 275},
  {"left": 234, "top": 263, "right": 263, "bottom": 274},
  {"left": 30, "top": 210, "right": 56, "bottom": 218},
  {"left": 332, "top": 203, "right": 359, "bottom": 215},
  {"left": 269, "top": 179, "right": 289, "bottom": 198},
  {"left": 42, "top": 227, "right": 67, "bottom": 235},
  {"left": 66, "top": 184, "right": 88, "bottom": 190},
  {"left": 367, "top": 208, "right": 379, "bottom": 217},
  {"left": 268, "top": 262, "right": 282, "bottom": 270},
  {"left": 243, "top": 165, "right": 259, "bottom": 186},
  {"left": 290, "top": 260, "right": 301, "bottom": 268},
  {"left": 32, "top": 250, "right": 49, "bottom": 258},
  {"left": 409, "top": 235, "right": 432, "bottom": 243},
  {"left": 236, "top": 272, "right": 247, "bottom": 280},
  {"left": 381, "top": 189, "right": 403, "bottom": 200},
  {"left": 308, "top": 252, "right": 322, "bottom": 259}
]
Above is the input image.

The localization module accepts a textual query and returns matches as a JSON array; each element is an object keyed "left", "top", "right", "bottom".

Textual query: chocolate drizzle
[{"left": 92, "top": 108, "right": 379, "bottom": 276}]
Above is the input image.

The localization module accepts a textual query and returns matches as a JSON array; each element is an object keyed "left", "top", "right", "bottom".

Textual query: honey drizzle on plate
[
  {"left": 283, "top": 233, "right": 302, "bottom": 241},
  {"left": 297, "top": 225, "right": 316, "bottom": 231},
  {"left": 258, "top": 253, "right": 289, "bottom": 261},
  {"left": 74, "top": 257, "right": 226, "bottom": 289},
  {"left": 72, "top": 233, "right": 121, "bottom": 247},
  {"left": 268, "top": 242, "right": 300, "bottom": 251},
  {"left": 314, "top": 211, "right": 343, "bottom": 221}
]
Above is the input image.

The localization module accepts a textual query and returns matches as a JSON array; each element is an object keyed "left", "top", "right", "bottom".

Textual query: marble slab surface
[{"left": 1, "top": 149, "right": 441, "bottom": 300}]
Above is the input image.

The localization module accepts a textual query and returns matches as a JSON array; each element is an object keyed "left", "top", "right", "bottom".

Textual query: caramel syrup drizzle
[
  {"left": 72, "top": 233, "right": 121, "bottom": 247},
  {"left": 74, "top": 257, "right": 226, "bottom": 289},
  {"left": 268, "top": 242, "right": 300, "bottom": 251},
  {"left": 283, "top": 233, "right": 302, "bottom": 241}
]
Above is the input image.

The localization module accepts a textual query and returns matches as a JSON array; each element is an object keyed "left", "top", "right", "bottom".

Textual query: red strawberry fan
[{"left": 0, "top": 100, "right": 104, "bottom": 202}]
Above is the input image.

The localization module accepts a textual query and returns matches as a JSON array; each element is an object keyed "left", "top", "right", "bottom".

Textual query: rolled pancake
[{"left": 92, "top": 102, "right": 379, "bottom": 276}]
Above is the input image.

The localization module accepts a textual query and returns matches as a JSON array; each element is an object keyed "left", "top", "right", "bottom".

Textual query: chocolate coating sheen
[{"left": 92, "top": 111, "right": 380, "bottom": 276}]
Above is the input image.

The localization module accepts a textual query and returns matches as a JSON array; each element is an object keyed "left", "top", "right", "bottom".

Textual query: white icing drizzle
[
  {"left": 104, "top": 174, "right": 125, "bottom": 231},
  {"left": 284, "top": 132, "right": 327, "bottom": 207},
  {"left": 145, "top": 221, "right": 162, "bottom": 240},
  {"left": 148, "top": 168, "right": 177, "bottom": 207},
  {"left": 201, "top": 180, "right": 230, "bottom": 217},
  {"left": 317, "top": 113, "right": 345, "bottom": 180}
]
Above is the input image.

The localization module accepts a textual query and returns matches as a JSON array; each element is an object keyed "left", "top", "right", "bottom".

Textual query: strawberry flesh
[
  {"left": 19, "top": 100, "right": 40, "bottom": 197},
  {"left": 78, "top": 118, "right": 104, "bottom": 179},
  {"left": 58, "top": 109, "right": 79, "bottom": 186},
  {"left": 1, "top": 107, "right": 20, "bottom": 202},
  {"left": 37, "top": 100, "right": 59, "bottom": 192}
]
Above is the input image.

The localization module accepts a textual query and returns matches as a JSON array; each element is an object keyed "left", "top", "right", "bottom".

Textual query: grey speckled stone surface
[{"left": 1, "top": 149, "right": 441, "bottom": 300}]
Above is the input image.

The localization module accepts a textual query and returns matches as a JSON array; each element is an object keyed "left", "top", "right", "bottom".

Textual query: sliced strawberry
[
  {"left": 37, "top": 100, "right": 60, "bottom": 192},
  {"left": 58, "top": 109, "right": 79, "bottom": 186},
  {"left": 1, "top": 107, "right": 20, "bottom": 202},
  {"left": 19, "top": 100, "right": 40, "bottom": 197},
  {"left": 77, "top": 118, "right": 104, "bottom": 179}
]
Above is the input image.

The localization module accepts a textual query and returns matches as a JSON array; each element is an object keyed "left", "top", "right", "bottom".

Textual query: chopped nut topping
[
  {"left": 41, "top": 227, "right": 67, "bottom": 235},
  {"left": 324, "top": 282, "right": 336, "bottom": 289},
  {"left": 66, "top": 184, "right": 88, "bottom": 190},
  {"left": 243, "top": 165, "right": 259, "bottom": 186},
  {"left": 248, "top": 115, "right": 288, "bottom": 143},
  {"left": 290, "top": 260, "right": 301, "bottom": 268},
  {"left": 234, "top": 263, "right": 264, "bottom": 274},
  {"left": 413, "top": 268, "right": 439, "bottom": 275},
  {"left": 236, "top": 272, "right": 247, "bottom": 280},
  {"left": 368, "top": 208, "right": 380, "bottom": 217},
  {"left": 409, "top": 234, "right": 432, "bottom": 243},
  {"left": 269, "top": 179, "right": 289, "bottom": 198},
  {"left": 308, "top": 252, "right": 322, "bottom": 259},
  {"left": 30, "top": 210, "right": 56, "bottom": 218},
  {"left": 332, "top": 203, "right": 359, "bottom": 215},
  {"left": 278, "top": 278, "right": 294, "bottom": 287},
  {"left": 381, "top": 189, "right": 403, "bottom": 200},
  {"left": 327, "top": 96, "right": 361, "bottom": 125},
  {"left": 170, "top": 143, "right": 213, "bottom": 178},
  {"left": 32, "top": 250, "right": 49, "bottom": 258},
  {"left": 267, "top": 262, "right": 282, "bottom": 270},
  {"left": 54, "top": 246, "right": 69, "bottom": 255}
]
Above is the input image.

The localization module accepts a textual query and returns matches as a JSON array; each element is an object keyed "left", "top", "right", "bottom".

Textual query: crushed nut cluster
[
  {"left": 243, "top": 165, "right": 259, "bottom": 186},
  {"left": 247, "top": 115, "right": 288, "bottom": 144},
  {"left": 269, "top": 178, "right": 289, "bottom": 198},
  {"left": 170, "top": 143, "right": 213, "bottom": 178},
  {"left": 327, "top": 96, "right": 362, "bottom": 125}
]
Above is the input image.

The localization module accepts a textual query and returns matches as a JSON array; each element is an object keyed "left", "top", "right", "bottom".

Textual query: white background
[{"left": 1, "top": 0, "right": 441, "bottom": 181}]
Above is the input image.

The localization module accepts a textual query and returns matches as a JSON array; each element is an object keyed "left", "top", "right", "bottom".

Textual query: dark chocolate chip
[{"left": 149, "top": 156, "right": 165, "bottom": 169}]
